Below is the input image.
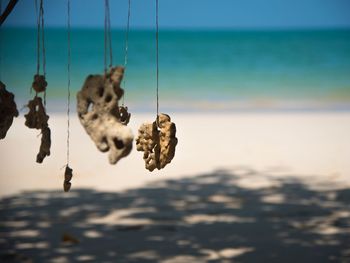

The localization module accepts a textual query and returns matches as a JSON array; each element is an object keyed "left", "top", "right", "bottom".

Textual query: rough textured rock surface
[
  {"left": 118, "top": 106, "right": 131, "bottom": 125},
  {"left": 0, "top": 81, "right": 19, "bottom": 139},
  {"left": 32, "top": 74, "right": 47, "bottom": 93},
  {"left": 136, "top": 121, "right": 159, "bottom": 171},
  {"left": 136, "top": 113, "right": 177, "bottom": 171},
  {"left": 77, "top": 66, "right": 133, "bottom": 164},
  {"left": 158, "top": 114, "right": 177, "bottom": 168},
  {"left": 24, "top": 96, "right": 51, "bottom": 163},
  {"left": 25, "top": 97, "right": 49, "bottom": 129},
  {"left": 63, "top": 166, "right": 73, "bottom": 192},
  {"left": 36, "top": 126, "right": 51, "bottom": 163}
]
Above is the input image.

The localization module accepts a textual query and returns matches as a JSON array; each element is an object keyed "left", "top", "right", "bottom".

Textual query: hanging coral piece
[
  {"left": 32, "top": 74, "right": 47, "bottom": 93},
  {"left": 24, "top": 96, "right": 51, "bottom": 163},
  {"left": 118, "top": 106, "right": 131, "bottom": 125},
  {"left": 77, "top": 66, "right": 134, "bottom": 164},
  {"left": 136, "top": 113, "right": 177, "bottom": 171},
  {"left": 63, "top": 166, "right": 73, "bottom": 192},
  {"left": 23, "top": 0, "right": 50, "bottom": 163},
  {"left": 0, "top": 81, "right": 19, "bottom": 139},
  {"left": 37, "top": 126, "right": 51, "bottom": 163}
]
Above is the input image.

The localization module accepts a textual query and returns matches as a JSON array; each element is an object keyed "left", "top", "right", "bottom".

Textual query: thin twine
[
  {"left": 122, "top": 0, "right": 131, "bottom": 106},
  {"left": 66, "top": 0, "right": 71, "bottom": 165},
  {"left": 34, "top": 0, "right": 46, "bottom": 76},
  {"left": 107, "top": 0, "right": 112, "bottom": 68},
  {"left": 34, "top": 0, "right": 46, "bottom": 104},
  {"left": 104, "top": 0, "right": 112, "bottom": 74},
  {"left": 34, "top": 0, "right": 40, "bottom": 77},
  {"left": 104, "top": 0, "right": 107, "bottom": 74},
  {"left": 40, "top": 0, "right": 46, "bottom": 77},
  {"left": 39, "top": 0, "right": 46, "bottom": 105},
  {"left": 156, "top": 0, "right": 159, "bottom": 116}
]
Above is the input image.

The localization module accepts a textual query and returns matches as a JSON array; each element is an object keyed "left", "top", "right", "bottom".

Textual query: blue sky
[{"left": 2, "top": 0, "right": 350, "bottom": 29}]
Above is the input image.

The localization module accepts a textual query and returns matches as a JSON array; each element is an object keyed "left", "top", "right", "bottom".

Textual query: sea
[{"left": 1, "top": 28, "right": 350, "bottom": 112}]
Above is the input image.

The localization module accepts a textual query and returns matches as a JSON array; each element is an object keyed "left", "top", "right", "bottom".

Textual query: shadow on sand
[{"left": 0, "top": 168, "right": 349, "bottom": 262}]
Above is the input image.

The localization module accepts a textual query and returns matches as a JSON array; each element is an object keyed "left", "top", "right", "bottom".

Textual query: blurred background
[{"left": 1, "top": 0, "right": 350, "bottom": 112}]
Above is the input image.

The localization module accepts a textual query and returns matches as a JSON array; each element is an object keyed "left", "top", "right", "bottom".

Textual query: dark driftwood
[{"left": 0, "top": 0, "right": 19, "bottom": 26}]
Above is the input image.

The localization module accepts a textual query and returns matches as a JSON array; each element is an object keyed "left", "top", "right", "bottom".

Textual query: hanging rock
[
  {"left": 24, "top": 96, "right": 51, "bottom": 163},
  {"left": 136, "top": 121, "right": 159, "bottom": 171},
  {"left": 77, "top": 66, "right": 133, "bottom": 164},
  {"left": 36, "top": 126, "right": 51, "bottom": 163},
  {"left": 136, "top": 113, "right": 177, "bottom": 171},
  {"left": 63, "top": 166, "right": 73, "bottom": 192},
  {"left": 32, "top": 74, "right": 47, "bottom": 93},
  {"left": 158, "top": 114, "right": 177, "bottom": 168},
  {"left": 118, "top": 106, "right": 131, "bottom": 125},
  {"left": 24, "top": 97, "right": 48, "bottom": 129},
  {"left": 0, "top": 81, "right": 19, "bottom": 139}
]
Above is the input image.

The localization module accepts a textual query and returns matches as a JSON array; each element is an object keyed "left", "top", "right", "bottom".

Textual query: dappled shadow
[{"left": 0, "top": 168, "right": 350, "bottom": 262}]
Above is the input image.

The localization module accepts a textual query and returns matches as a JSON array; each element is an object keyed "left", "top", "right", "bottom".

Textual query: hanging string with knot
[
  {"left": 66, "top": 0, "right": 71, "bottom": 166},
  {"left": 122, "top": 0, "right": 131, "bottom": 106},
  {"left": 155, "top": 0, "right": 159, "bottom": 116},
  {"left": 34, "top": 0, "right": 46, "bottom": 105},
  {"left": 104, "top": 0, "right": 113, "bottom": 74}
]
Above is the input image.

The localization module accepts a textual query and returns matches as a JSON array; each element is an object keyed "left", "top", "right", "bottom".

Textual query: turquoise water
[{"left": 1, "top": 28, "right": 350, "bottom": 111}]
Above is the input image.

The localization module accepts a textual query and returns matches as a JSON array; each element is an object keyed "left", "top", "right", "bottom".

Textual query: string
[
  {"left": 39, "top": 0, "right": 46, "bottom": 105},
  {"left": 33, "top": 0, "right": 46, "bottom": 103},
  {"left": 66, "top": 0, "right": 71, "bottom": 165},
  {"left": 156, "top": 0, "right": 159, "bottom": 116},
  {"left": 104, "top": 0, "right": 112, "bottom": 74},
  {"left": 106, "top": 0, "right": 112, "bottom": 68},
  {"left": 104, "top": 0, "right": 107, "bottom": 74},
  {"left": 40, "top": 0, "right": 46, "bottom": 77},
  {"left": 34, "top": 0, "right": 40, "bottom": 77},
  {"left": 122, "top": 0, "right": 131, "bottom": 106}
]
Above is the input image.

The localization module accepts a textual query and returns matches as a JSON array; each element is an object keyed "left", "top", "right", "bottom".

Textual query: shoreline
[{"left": 13, "top": 97, "right": 350, "bottom": 115}]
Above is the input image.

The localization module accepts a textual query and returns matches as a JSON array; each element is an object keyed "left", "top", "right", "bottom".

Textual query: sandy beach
[
  {"left": 1, "top": 112, "right": 350, "bottom": 197},
  {"left": 1, "top": 112, "right": 350, "bottom": 262}
]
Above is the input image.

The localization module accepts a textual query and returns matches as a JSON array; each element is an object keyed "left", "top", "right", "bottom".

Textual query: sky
[{"left": 1, "top": 0, "right": 350, "bottom": 29}]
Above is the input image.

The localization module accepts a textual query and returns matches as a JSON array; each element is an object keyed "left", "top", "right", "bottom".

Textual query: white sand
[{"left": 0, "top": 112, "right": 350, "bottom": 197}]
